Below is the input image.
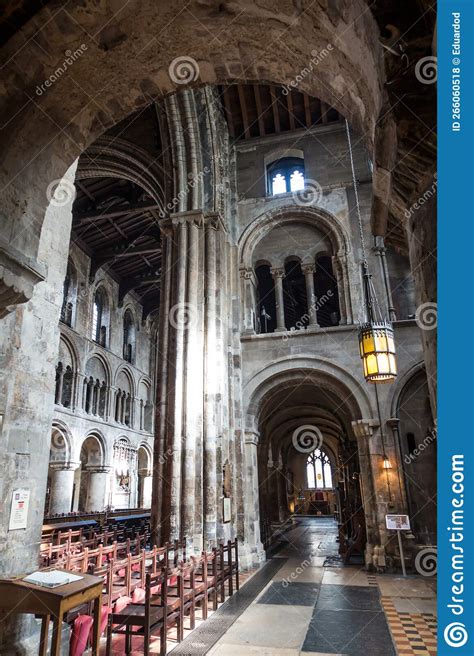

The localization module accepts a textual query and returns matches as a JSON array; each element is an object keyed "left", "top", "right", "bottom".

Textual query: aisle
[{"left": 204, "top": 517, "right": 436, "bottom": 656}]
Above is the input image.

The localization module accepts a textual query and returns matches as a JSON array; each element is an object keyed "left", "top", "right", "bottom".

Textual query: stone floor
[
  {"left": 100, "top": 517, "right": 437, "bottom": 655},
  {"left": 207, "top": 518, "right": 437, "bottom": 656}
]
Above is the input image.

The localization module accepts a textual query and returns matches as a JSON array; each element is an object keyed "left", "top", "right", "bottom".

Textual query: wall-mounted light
[{"left": 382, "top": 456, "right": 392, "bottom": 470}]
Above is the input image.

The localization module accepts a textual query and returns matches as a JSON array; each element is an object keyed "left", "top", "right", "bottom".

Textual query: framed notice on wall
[
  {"left": 223, "top": 497, "right": 231, "bottom": 523},
  {"left": 8, "top": 488, "right": 30, "bottom": 530}
]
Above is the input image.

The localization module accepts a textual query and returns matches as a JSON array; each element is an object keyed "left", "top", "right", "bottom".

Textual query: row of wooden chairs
[{"left": 104, "top": 541, "right": 239, "bottom": 655}]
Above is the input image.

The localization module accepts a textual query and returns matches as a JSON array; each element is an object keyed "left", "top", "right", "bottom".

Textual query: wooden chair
[{"left": 106, "top": 570, "right": 182, "bottom": 656}]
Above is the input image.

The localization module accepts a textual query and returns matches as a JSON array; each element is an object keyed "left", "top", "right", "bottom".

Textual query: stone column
[
  {"left": 240, "top": 430, "right": 265, "bottom": 568},
  {"left": 270, "top": 267, "right": 286, "bottom": 330},
  {"left": 0, "top": 164, "right": 77, "bottom": 653},
  {"left": 49, "top": 463, "right": 79, "bottom": 514},
  {"left": 373, "top": 236, "right": 396, "bottom": 321},
  {"left": 301, "top": 263, "right": 319, "bottom": 327},
  {"left": 86, "top": 467, "right": 110, "bottom": 512},
  {"left": 139, "top": 469, "right": 153, "bottom": 508},
  {"left": 203, "top": 218, "right": 218, "bottom": 547},
  {"left": 240, "top": 268, "right": 257, "bottom": 334}
]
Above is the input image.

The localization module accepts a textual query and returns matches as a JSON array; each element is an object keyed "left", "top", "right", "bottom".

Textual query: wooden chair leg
[
  {"left": 105, "top": 616, "right": 112, "bottom": 655},
  {"left": 203, "top": 594, "right": 208, "bottom": 619},
  {"left": 125, "top": 627, "right": 132, "bottom": 655},
  {"left": 160, "top": 625, "right": 166, "bottom": 656},
  {"left": 236, "top": 571, "right": 240, "bottom": 591}
]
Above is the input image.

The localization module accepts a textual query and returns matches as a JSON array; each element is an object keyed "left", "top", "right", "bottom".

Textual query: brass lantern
[
  {"left": 359, "top": 321, "right": 397, "bottom": 383},
  {"left": 358, "top": 266, "right": 397, "bottom": 384}
]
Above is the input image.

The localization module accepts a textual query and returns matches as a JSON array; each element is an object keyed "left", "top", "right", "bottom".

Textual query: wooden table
[{"left": 0, "top": 571, "right": 103, "bottom": 655}]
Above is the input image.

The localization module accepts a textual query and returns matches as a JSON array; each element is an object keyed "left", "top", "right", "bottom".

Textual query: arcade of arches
[{"left": 0, "top": 2, "right": 436, "bottom": 653}]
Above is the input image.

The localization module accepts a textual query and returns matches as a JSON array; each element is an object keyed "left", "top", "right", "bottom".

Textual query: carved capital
[
  {"left": 301, "top": 263, "right": 316, "bottom": 275},
  {"left": 270, "top": 267, "right": 285, "bottom": 279}
]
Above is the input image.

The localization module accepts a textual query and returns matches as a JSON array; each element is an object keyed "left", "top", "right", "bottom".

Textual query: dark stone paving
[
  {"left": 257, "top": 581, "right": 320, "bottom": 606},
  {"left": 301, "top": 581, "right": 395, "bottom": 655},
  {"left": 302, "top": 608, "right": 396, "bottom": 655},
  {"left": 171, "top": 558, "right": 286, "bottom": 655},
  {"left": 316, "top": 584, "right": 381, "bottom": 611}
]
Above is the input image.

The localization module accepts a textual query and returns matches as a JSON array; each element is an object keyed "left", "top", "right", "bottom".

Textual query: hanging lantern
[
  {"left": 345, "top": 119, "right": 398, "bottom": 385},
  {"left": 359, "top": 320, "right": 397, "bottom": 383}
]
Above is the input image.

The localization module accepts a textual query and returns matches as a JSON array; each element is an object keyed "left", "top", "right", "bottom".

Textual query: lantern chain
[{"left": 345, "top": 119, "right": 368, "bottom": 268}]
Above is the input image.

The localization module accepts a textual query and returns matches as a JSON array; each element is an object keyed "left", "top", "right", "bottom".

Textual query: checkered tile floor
[{"left": 382, "top": 597, "right": 437, "bottom": 655}]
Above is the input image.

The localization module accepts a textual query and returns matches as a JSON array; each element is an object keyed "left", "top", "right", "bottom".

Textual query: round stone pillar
[
  {"left": 270, "top": 267, "right": 286, "bottom": 330},
  {"left": 86, "top": 467, "right": 110, "bottom": 512},
  {"left": 49, "top": 462, "right": 79, "bottom": 514},
  {"left": 139, "top": 469, "right": 153, "bottom": 508}
]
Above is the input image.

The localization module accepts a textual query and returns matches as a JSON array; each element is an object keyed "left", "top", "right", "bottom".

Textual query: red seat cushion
[{"left": 70, "top": 614, "right": 94, "bottom": 656}]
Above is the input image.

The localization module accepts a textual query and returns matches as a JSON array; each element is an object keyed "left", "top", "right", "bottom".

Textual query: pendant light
[{"left": 345, "top": 120, "right": 397, "bottom": 384}]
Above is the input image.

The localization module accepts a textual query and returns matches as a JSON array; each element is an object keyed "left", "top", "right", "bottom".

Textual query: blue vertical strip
[{"left": 438, "top": 1, "right": 474, "bottom": 654}]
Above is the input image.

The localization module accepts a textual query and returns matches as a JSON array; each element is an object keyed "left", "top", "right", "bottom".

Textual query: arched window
[
  {"left": 306, "top": 448, "right": 333, "bottom": 489},
  {"left": 123, "top": 310, "right": 136, "bottom": 363},
  {"left": 267, "top": 157, "right": 305, "bottom": 196},
  {"left": 91, "top": 288, "right": 108, "bottom": 346}
]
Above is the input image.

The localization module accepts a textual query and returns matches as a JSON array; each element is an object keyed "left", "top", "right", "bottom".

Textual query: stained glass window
[{"left": 306, "top": 448, "right": 333, "bottom": 489}]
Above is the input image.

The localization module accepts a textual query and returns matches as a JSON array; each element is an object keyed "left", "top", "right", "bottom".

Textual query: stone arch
[
  {"left": 114, "top": 364, "right": 136, "bottom": 396},
  {"left": 49, "top": 421, "right": 73, "bottom": 464},
  {"left": 76, "top": 136, "right": 166, "bottom": 208},
  {"left": 77, "top": 430, "right": 107, "bottom": 467},
  {"left": 388, "top": 360, "right": 426, "bottom": 418},
  {"left": 0, "top": 0, "right": 384, "bottom": 292},
  {"left": 239, "top": 205, "right": 351, "bottom": 270},
  {"left": 244, "top": 355, "right": 373, "bottom": 434}
]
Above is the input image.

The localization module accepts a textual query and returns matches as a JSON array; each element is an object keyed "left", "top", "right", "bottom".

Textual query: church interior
[{"left": 0, "top": 1, "right": 437, "bottom": 654}]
